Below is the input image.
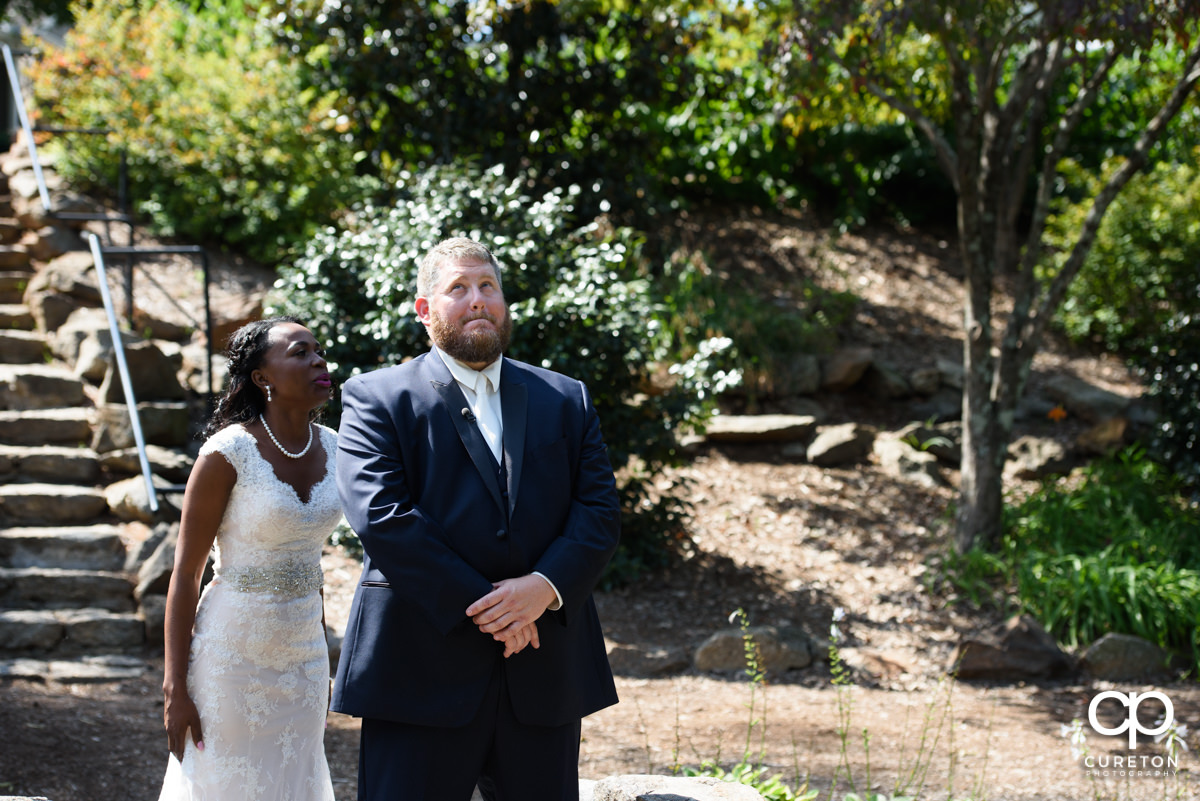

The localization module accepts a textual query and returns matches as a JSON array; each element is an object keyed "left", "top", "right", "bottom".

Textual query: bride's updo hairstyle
[{"left": 203, "top": 315, "right": 305, "bottom": 439}]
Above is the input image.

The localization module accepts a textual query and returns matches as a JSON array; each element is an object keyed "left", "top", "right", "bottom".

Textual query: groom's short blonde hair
[{"left": 416, "top": 237, "right": 503, "bottom": 300}]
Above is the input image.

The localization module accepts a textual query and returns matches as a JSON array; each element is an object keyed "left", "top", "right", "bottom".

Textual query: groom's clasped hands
[{"left": 466, "top": 574, "right": 559, "bottom": 658}]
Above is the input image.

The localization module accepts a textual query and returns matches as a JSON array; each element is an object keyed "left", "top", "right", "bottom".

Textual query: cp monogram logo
[{"left": 1088, "top": 690, "right": 1174, "bottom": 749}]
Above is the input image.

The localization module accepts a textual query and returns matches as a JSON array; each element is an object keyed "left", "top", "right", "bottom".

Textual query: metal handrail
[
  {"left": 2, "top": 42, "right": 134, "bottom": 228},
  {"left": 87, "top": 233, "right": 165, "bottom": 512},
  {"left": 11, "top": 43, "right": 218, "bottom": 511},
  {"left": 3, "top": 42, "right": 51, "bottom": 210},
  {"left": 4, "top": 41, "right": 214, "bottom": 398}
]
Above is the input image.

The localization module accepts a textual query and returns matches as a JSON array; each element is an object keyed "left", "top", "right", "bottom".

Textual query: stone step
[
  {"left": 0, "top": 302, "right": 34, "bottom": 329},
  {"left": 0, "top": 407, "right": 92, "bottom": 445},
  {"left": 0, "top": 268, "right": 32, "bottom": 302},
  {"left": 0, "top": 653, "right": 147, "bottom": 682},
  {"left": 0, "top": 328, "right": 48, "bottom": 364},
  {"left": 0, "top": 443, "right": 101, "bottom": 484},
  {"left": 0, "top": 362, "right": 87, "bottom": 410},
  {"left": 0, "top": 482, "right": 108, "bottom": 525},
  {"left": 0, "top": 247, "right": 32, "bottom": 274},
  {"left": 0, "top": 608, "right": 144, "bottom": 654},
  {"left": 0, "top": 216, "right": 21, "bottom": 244},
  {"left": 0, "top": 525, "right": 126, "bottom": 571},
  {"left": 0, "top": 567, "right": 134, "bottom": 612}
]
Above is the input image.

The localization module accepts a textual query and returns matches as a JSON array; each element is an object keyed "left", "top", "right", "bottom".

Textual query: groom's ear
[{"left": 414, "top": 296, "right": 431, "bottom": 326}]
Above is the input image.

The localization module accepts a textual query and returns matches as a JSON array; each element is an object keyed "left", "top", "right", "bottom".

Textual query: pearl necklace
[{"left": 260, "top": 414, "right": 314, "bottom": 459}]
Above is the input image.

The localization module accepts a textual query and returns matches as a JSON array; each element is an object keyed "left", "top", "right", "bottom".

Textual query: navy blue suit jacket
[{"left": 330, "top": 352, "right": 620, "bottom": 728}]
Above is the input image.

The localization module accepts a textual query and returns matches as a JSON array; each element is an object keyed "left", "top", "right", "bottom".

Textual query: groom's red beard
[{"left": 429, "top": 307, "right": 513, "bottom": 366}]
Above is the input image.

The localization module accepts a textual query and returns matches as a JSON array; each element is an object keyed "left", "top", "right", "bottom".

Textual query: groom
[{"left": 331, "top": 237, "right": 621, "bottom": 800}]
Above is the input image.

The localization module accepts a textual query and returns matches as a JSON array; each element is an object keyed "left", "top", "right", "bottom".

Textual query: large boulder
[
  {"left": 22, "top": 250, "right": 102, "bottom": 332},
  {"left": 950, "top": 615, "right": 1075, "bottom": 680},
  {"left": 874, "top": 436, "right": 944, "bottom": 488},
  {"left": 1005, "top": 435, "right": 1073, "bottom": 480},
  {"left": 705, "top": 414, "right": 818, "bottom": 444},
  {"left": 1043, "top": 374, "right": 1132, "bottom": 424},
  {"left": 97, "top": 338, "right": 187, "bottom": 403},
  {"left": 694, "top": 625, "right": 815, "bottom": 674},
  {"left": 105, "top": 473, "right": 182, "bottom": 525},
  {"left": 1080, "top": 633, "right": 1173, "bottom": 681},
  {"left": 806, "top": 422, "right": 875, "bottom": 466},
  {"left": 91, "top": 401, "right": 190, "bottom": 453},
  {"left": 820, "top": 346, "right": 874, "bottom": 392},
  {"left": 50, "top": 306, "right": 117, "bottom": 372}
]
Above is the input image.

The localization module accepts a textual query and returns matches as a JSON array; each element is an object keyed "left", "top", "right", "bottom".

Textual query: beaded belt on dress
[{"left": 220, "top": 561, "right": 323, "bottom": 597}]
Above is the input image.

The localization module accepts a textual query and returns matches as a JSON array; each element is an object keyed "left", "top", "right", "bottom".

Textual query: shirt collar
[{"left": 433, "top": 345, "right": 502, "bottom": 393}]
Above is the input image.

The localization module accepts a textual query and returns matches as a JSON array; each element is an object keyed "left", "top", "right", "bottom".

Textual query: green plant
[
  {"left": 31, "top": 0, "right": 368, "bottom": 266},
  {"left": 1044, "top": 157, "right": 1200, "bottom": 358},
  {"left": 685, "top": 608, "right": 820, "bottom": 801},
  {"left": 1147, "top": 310, "right": 1200, "bottom": 492},
  {"left": 661, "top": 253, "right": 856, "bottom": 409},
  {"left": 272, "top": 161, "right": 738, "bottom": 585},
  {"left": 828, "top": 607, "right": 862, "bottom": 799},
  {"left": 942, "top": 447, "right": 1200, "bottom": 669}
]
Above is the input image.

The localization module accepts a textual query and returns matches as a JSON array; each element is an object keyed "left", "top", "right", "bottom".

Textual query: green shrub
[
  {"left": 1147, "top": 311, "right": 1200, "bottom": 492},
  {"left": 662, "top": 258, "right": 856, "bottom": 408},
  {"left": 267, "top": 0, "right": 700, "bottom": 227},
  {"left": 31, "top": 0, "right": 367, "bottom": 265},
  {"left": 941, "top": 448, "right": 1200, "bottom": 668},
  {"left": 1044, "top": 158, "right": 1200, "bottom": 357},
  {"left": 271, "top": 162, "right": 739, "bottom": 584}
]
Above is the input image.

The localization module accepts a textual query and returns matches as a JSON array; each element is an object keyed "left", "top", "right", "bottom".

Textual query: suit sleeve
[
  {"left": 530, "top": 379, "right": 621, "bottom": 619},
  {"left": 336, "top": 374, "right": 493, "bottom": 634}
]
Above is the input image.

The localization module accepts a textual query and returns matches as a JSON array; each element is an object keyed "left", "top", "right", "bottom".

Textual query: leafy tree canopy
[{"left": 769, "top": 0, "right": 1200, "bottom": 551}]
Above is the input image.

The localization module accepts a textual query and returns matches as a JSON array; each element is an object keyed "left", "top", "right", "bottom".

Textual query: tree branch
[{"left": 1021, "top": 37, "right": 1200, "bottom": 361}]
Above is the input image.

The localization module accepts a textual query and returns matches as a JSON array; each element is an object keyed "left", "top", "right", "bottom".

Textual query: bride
[{"left": 158, "top": 316, "right": 340, "bottom": 801}]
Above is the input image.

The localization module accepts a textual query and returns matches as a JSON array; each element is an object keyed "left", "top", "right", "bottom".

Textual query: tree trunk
[{"left": 955, "top": 428, "right": 1006, "bottom": 553}]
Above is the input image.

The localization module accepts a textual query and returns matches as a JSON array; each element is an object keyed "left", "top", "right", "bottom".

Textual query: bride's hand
[{"left": 163, "top": 689, "right": 204, "bottom": 761}]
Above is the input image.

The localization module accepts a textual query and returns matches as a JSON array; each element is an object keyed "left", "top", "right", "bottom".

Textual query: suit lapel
[
  {"left": 500, "top": 361, "right": 527, "bottom": 516},
  {"left": 427, "top": 356, "right": 505, "bottom": 511}
]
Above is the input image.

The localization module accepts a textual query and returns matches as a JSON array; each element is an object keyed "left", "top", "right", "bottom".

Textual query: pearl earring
[{"left": 265, "top": 385, "right": 273, "bottom": 403}]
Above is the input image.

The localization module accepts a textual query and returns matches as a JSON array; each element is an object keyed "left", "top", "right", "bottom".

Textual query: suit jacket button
[{"left": 495, "top": 529, "right": 507, "bottom": 539}]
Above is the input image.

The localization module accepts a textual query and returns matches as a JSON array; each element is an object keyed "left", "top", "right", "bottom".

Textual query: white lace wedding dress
[{"left": 158, "top": 423, "right": 341, "bottom": 801}]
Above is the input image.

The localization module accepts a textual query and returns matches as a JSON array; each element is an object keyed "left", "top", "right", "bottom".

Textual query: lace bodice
[{"left": 200, "top": 423, "right": 342, "bottom": 583}]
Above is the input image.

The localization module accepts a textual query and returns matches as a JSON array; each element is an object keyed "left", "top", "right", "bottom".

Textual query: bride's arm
[{"left": 162, "top": 451, "right": 235, "bottom": 761}]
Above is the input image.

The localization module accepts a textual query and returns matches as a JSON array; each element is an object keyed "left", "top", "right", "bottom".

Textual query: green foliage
[
  {"left": 662, "top": 257, "right": 857, "bottom": 408},
  {"left": 1045, "top": 158, "right": 1200, "bottom": 356},
  {"left": 1045, "top": 158, "right": 1200, "bottom": 490},
  {"left": 272, "top": 162, "right": 739, "bottom": 584},
  {"left": 30, "top": 0, "right": 367, "bottom": 265},
  {"left": 1069, "top": 41, "right": 1200, "bottom": 169},
  {"left": 265, "top": 0, "right": 953, "bottom": 230},
  {"left": 266, "top": 0, "right": 702, "bottom": 225},
  {"left": 1147, "top": 311, "right": 1200, "bottom": 492},
  {"left": 942, "top": 448, "right": 1200, "bottom": 667},
  {"left": 684, "top": 760, "right": 820, "bottom": 801},
  {"left": 3, "top": 0, "right": 71, "bottom": 24}
]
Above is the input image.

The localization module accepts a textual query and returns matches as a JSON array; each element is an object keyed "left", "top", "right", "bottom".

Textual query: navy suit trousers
[{"left": 357, "top": 663, "right": 582, "bottom": 801}]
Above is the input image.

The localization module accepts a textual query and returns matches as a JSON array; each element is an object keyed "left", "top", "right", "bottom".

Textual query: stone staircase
[{"left": 0, "top": 243, "right": 147, "bottom": 680}]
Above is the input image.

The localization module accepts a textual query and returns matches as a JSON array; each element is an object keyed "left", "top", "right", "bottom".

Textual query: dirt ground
[{"left": 2, "top": 210, "right": 1198, "bottom": 800}]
